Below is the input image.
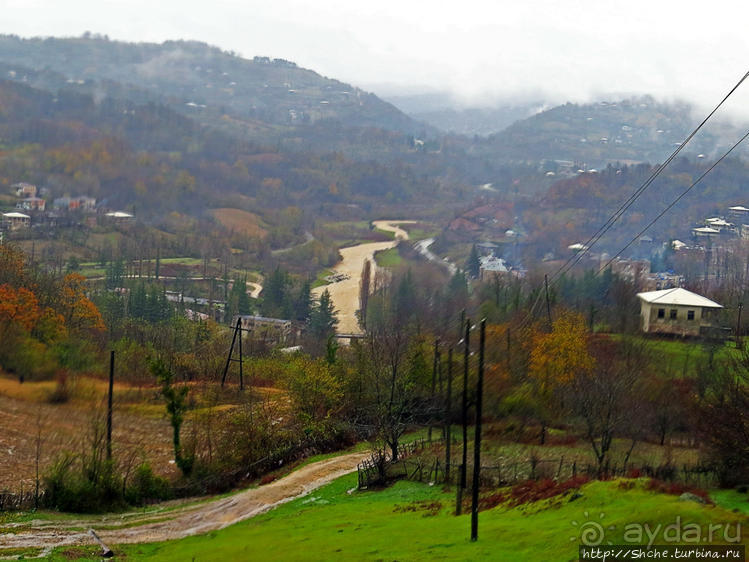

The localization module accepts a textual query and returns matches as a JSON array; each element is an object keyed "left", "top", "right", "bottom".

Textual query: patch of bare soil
[{"left": 0, "top": 393, "right": 178, "bottom": 491}]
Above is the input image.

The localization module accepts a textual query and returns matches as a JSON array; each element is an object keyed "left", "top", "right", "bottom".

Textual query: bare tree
[{"left": 569, "top": 337, "right": 650, "bottom": 473}]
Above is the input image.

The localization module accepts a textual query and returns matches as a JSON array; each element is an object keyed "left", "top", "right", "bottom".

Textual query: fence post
[{"left": 456, "top": 464, "right": 464, "bottom": 515}]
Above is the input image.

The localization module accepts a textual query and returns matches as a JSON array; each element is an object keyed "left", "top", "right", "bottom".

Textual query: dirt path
[
  {"left": 312, "top": 220, "right": 416, "bottom": 334},
  {"left": 0, "top": 452, "right": 368, "bottom": 553}
]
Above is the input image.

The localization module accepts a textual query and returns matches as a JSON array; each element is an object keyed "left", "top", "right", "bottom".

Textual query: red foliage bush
[
  {"left": 645, "top": 479, "right": 712, "bottom": 503},
  {"left": 479, "top": 475, "right": 590, "bottom": 510},
  {"left": 259, "top": 473, "right": 277, "bottom": 485}
]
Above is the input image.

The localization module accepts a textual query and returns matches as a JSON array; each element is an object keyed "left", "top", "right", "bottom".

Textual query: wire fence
[
  {"left": 0, "top": 490, "right": 43, "bottom": 511},
  {"left": 358, "top": 442, "right": 719, "bottom": 490}
]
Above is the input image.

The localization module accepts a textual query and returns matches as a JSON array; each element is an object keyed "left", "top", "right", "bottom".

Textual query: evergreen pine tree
[{"left": 466, "top": 244, "right": 481, "bottom": 279}]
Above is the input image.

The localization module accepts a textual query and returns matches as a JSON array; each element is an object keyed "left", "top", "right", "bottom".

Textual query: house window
[
  {"left": 657, "top": 308, "right": 665, "bottom": 319},
  {"left": 670, "top": 309, "right": 678, "bottom": 320},
  {"left": 687, "top": 310, "right": 695, "bottom": 321}
]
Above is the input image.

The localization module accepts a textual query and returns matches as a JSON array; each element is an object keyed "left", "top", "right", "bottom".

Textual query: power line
[
  {"left": 549, "top": 70, "right": 749, "bottom": 283},
  {"left": 596, "top": 128, "right": 749, "bottom": 275}
]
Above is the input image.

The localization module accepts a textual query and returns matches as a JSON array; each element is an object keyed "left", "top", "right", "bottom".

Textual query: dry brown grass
[{"left": 210, "top": 208, "right": 268, "bottom": 239}]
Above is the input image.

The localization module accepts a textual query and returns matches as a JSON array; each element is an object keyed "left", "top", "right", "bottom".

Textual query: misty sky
[{"left": 2, "top": 0, "right": 749, "bottom": 111}]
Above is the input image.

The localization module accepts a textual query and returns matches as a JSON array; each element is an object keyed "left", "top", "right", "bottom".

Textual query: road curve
[{"left": 0, "top": 451, "right": 369, "bottom": 552}]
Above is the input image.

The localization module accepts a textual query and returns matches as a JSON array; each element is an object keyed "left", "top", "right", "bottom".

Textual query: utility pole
[
  {"left": 737, "top": 301, "right": 744, "bottom": 349},
  {"left": 106, "top": 350, "right": 114, "bottom": 461},
  {"left": 470, "top": 319, "right": 486, "bottom": 542},
  {"left": 221, "top": 317, "right": 245, "bottom": 388},
  {"left": 238, "top": 317, "right": 244, "bottom": 391},
  {"left": 457, "top": 318, "right": 470, "bottom": 515},
  {"left": 445, "top": 348, "right": 453, "bottom": 482},
  {"left": 544, "top": 274, "right": 552, "bottom": 328},
  {"left": 429, "top": 339, "right": 439, "bottom": 442}
]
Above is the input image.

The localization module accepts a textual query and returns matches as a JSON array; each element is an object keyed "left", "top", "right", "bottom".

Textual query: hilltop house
[
  {"left": 637, "top": 288, "right": 722, "bottom": 337},
  {"left": 12, "top": 182, "right": 36, "bottom": 198},
  {"left": 16, "top": 197, "right": 46, "bottom": 212},
  {"left": 2, "top": 212, "right": 30, "bottom": 230}
]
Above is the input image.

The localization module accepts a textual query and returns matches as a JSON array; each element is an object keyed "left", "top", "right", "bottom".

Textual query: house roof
[
  {"left": 636, "top": 288, "right": 722, "bottom": 308},
  {"left": 692, "top": 226, "right": 720, "bottom": 234},
  {"left": 2, "top": 212, "right": 30, "bottom": 219},
  {"left": 729, "top": 206, "right": 749, "bottom": 212}
]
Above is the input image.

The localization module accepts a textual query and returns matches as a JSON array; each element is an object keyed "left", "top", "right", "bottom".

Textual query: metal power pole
[
  {"left": 470, "top": 319, "right": 486, "bottom": 542},
  {"left": 238, "top": 317, "right": 244, "bottom": 391},
  {"left": 106, "top": 350, "right": 114, "bottom": 461}
]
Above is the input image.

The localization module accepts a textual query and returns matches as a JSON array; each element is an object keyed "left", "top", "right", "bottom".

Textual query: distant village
[{"left": 0, "top": 182, "right": 134, "bottom": 237}]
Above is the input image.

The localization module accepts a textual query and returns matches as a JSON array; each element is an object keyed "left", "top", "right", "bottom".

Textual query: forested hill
[
  {"left": 0, "top": 79, "right": 437, "bottom": 220},
  {"left": 0, "top": 35, "right": 434, "bottom": 144},
  {"left": 470, "top": 97, "right": 748, "bottom": 168}
]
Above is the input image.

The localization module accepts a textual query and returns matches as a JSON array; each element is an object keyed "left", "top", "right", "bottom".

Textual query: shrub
[
  {"left": 43, "top": 454, "right": 125, "bottom": 513},
  {"left": 46, "top": 371, "right": 72, "bottom": 404},
  {"left": 125, "top": 463, "right": 171, "bottom": 505}
]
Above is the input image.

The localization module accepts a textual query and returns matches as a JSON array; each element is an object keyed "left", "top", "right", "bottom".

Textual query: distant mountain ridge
[
  {"left": 0, "top": 35, "right": 434, "bottom": 142},
  {"left": 472, "top": 96, "right": 749, "bottom": 168}
]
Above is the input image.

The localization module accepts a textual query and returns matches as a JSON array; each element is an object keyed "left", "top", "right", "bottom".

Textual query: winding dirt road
[
  {"left": 0, "top": 451, "right": 368, "bottom": 554},
  {"left": 312, "top": 220, "right": 416, "bottom": 334}
]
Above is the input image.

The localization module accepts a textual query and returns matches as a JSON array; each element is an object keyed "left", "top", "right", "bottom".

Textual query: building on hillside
[
  {"left": 12, "top": 182, "right": 36, "bottom": 198},
  {"left": 16, "top": 197, "right": 46, "bottom": 211},
  {"left": 475, "top": 242, "right": 499, "bottom": 256},
  {"left": 105, "top": 211, "right": 135, "bottom": 222},
  {"left": 637, "top": 287, "right": 722, "bottom": 337},
  {"left": 610, "top": 258, "right": 650, "bottom": 287},
  {"left": 54, "top": 196, "right": 97, "bottom": 212},
  {"left": 233, "top": 314, "right": 297, "bottom": 346},
  {"left": 479, "top": 255, "right": 508, "bottom": 279},
  {"left": 2, "top": 212, "right": 30, "bottom": 230},
  {"left": 728, "top": 205, "right": 749, "bottom": 222},
  {"left": 692, "top": 226, "right": 720, "bottom": 238}
]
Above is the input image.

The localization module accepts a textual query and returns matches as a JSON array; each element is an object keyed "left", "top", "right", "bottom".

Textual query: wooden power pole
[
  {"left": 470, "top": 319, "right": 486, "bottom": 542},
  {"left": 106, "top": 350, "right": 114, "bottom": 461}
]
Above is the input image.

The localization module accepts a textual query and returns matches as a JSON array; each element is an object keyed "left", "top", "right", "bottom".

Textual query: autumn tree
[{"left": 528, "top": 310, "right": 593, "bottom": 443}]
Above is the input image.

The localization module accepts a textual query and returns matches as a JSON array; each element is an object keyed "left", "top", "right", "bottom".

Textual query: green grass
[
  {"left": 612, "top": 335, "right": 740, "bottom": 378},
  {"left": 372, "top": 226, "right": 396, "bottom": 240},
  {"left": 373, "top": 247, "right": 402, "bottom": 268},
  {"left": 312, "top": 268, "right": 335, "bottom": 289},
  {"left": 711, "top": 489, "right": 749, "bottom": 515},
  {"left": 48, "top": 476, "right": 747, "bottom": 561}
]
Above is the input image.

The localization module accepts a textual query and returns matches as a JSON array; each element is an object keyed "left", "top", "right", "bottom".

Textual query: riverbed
[{"left": 311, "top": 220, "right": 416, "bottom": 334}]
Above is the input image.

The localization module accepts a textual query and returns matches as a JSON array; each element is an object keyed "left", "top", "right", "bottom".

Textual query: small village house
[
  {"left": 637, "top": 287, "right": 722, "bottom": 337},
  {"left": 12, "top": 182, "right": 36, "bottom": 198},
  {"left": 2, "top": 212, "right": 31, "bottom": 230},
  {"left": 16, "top": 197, "right": 46, "bottom": 212},
  {"left": 233, "top": 314, "right": 298, "bottom": 346}
]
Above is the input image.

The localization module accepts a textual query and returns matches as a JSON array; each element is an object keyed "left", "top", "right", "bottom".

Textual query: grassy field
[
  {"left": 210, "top": 208, "right": 268, "bottom": 239},
  {"left": 612, "top": 335, "right": 741, "bottom": 378},
  {"left": 50, "top": 475, "right": 748, "bottom": 561},
  {"left": 373, "top": 247, "right": 402, "bottom": 268}
]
